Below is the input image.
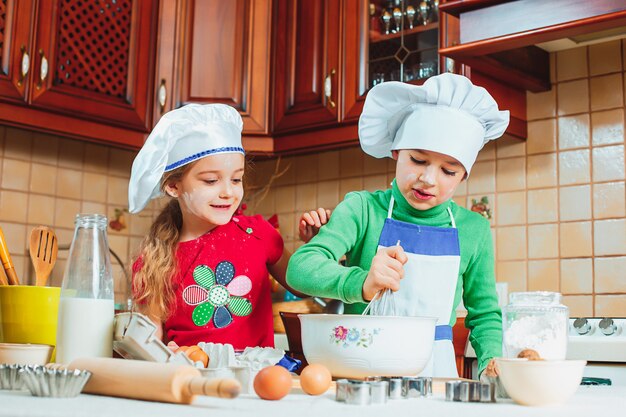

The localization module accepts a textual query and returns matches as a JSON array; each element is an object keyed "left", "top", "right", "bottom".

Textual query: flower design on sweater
[{"left": 182, "top": 261, "right": 253, "bottom": 328}]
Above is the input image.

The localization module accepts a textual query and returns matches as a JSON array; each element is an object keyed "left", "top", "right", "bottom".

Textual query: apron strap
[
  {"left": 447, "top": 207, "right": 456, "bottom": 228},
  {"left": 435, "top": 325, "right": 453, "bottom": 341},
  {"left": 387, "top": 196, "right": 395, "bottom": 219}
]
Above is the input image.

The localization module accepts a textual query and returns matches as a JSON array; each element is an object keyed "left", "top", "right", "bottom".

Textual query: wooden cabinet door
[
  {"left": 342, "top": 0, "right": 368, "bottom": 122},
  {"left": 273, "top": 0, "right": 341, "bottom": 134},
  {"left": 0, "top": 0, "right": 35, "bottom": 102},
  {"left": 177, "top": 0, "right": 272, "bottom": 136},
  {"left": 28, "top": 0, "right": 157, "bottom": 133}
]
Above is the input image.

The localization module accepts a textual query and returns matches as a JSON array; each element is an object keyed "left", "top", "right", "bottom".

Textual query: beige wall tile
[
  {"left": 318, "top": 151, "right": 340, "bottom": 181},
  {"left": 476, "top": 141, "right": 496, "bottom": 161},
  {"left": 27, "top": 194, "right": 55, "bottom": 225},
  {"left": 454, "top": 178, "right": 467, "bottom": 196},
  {"left": 0, "top": 191, "right": 28, "bottom": 223},
  {"left": 54, "top": 228, "right": 75, "bottom": 259},
  {"left": 527, "top": 119, "right": 557, "bottom": 154},
  {"left": 4, "top": 128, "right": 33, "bottom": 160},
  {"left": 496, "top": 260, "right": 527, "bottom": 292},
  {"left": 496, "top": 226, "right": 527, "bottom": 260},
  {"left": 31, "top": 132, "right": 59, "bottom": 165},
  {"left": 57, "top": 138, "right": 84, "bottom": 169},
  {"left": 528, "top": 259, "right": 559, "bottom": 292},
  {"left": 453, "top": 196, "right": 465, "bottom": 207},
  {"left": 387, "top": 157, "right": 397, "bottom": 173},
  {"left": 527, "top": 153, "right": 557, "bottom": 189},
  {"left": 527, "top": 89, "right": 556, "bottom": 120},
  {"left": 108, "top": 148, "right": 135, "bottom": 178},
  {"left": 468, "top": 193, "right": 495, "bottom": 226},
  {"left": 593, "top": 182, "right": 625, "bottom": 219},
  {"left": 527, "top": 188, "right": 558, "bottom": 224},
  {"left": 528, "top": 224, "right": 559, "bottom": 259},
  {"left": 317, "top": 180, "right": 339, "bottom": 209},
  {"left": 81, "top": 201, "right": 106, "bottom": 216},
  {"left": 468, "top": 161, "right": 495, "bottom": 194},
  {"left": 275, "top": 186, "right": 295, "bottom": 214},
  {"left": 49, "top": 258, "right": 66, "bottom": 287},
  {"left": 339, "top": 147, "right": 363, "bottom": 178},
  {"left": 363, "top": 174, "right": 388, "bottom": 193},
  {"left": 278, "top": 212, "right": 295, "bottom": 242},
  {"left": 251, "top": 190, "right": 275, "bottom": 216},
  {"left": 561, "top": 258, "right": 593, "bottom": 294},
  {"left": 12, "top": 255, "right": 29, "bottom": 284},
  {"left": 592, "top": 145, "right": 625, "bottom": 182},
  {"left": 497, "top": 191, "right": 526, "bottom": 226},
  {"left": 591, "top": 109, "right": 624, "bottom": 146},
  {"left": 556, "top": 47, "right": 588, "bottom": 81},
  {"left": 82, "top": 172, "right": 108, "bottom": 203},
  {"left": 559, "top": 149, "right": 590, "bottom": 186},
  {"left": 2, "top": 159, "right": 30, "bottom": 191},
  {"left": 83, "top": 143, "right": 109, "bottom": 174},
  {"left": 595, "top": 295, "right": 626, "bottom": 316},
  {"left": 594, "top": 218, "right": 626, "bottom": 256},
  {"left": 558, "top": 114, "right": 590, "bottom": 150},
  {"left": 0, "top": 126, "right": 5, "bottom": 156},
  {"left": 496, "top": 157, "right": 525, "bottom": 192},
  {"left": 560, "top": 221, "right": 592, "bottom": 257},
  {"left": 557, "top": 79, "right": 589, "bottom": 116},
  {"left": 562, "top": 295, "right": 593, "bottom": 317},
  {"left": 550, "top": 52, "right": 556, "bottom": 84},
  {"left": 589, "top": 40, "right": 622, "bottom": 76},
  {"left": 496, "top": 135, "right": 526, "bottom": 159},
  {"left": 0, "top": 222, "right": 26, "bottom": 257},
  {"left": 339, "top": 177, "right": 363, "bottom": 200},
  {"left": 107, "top": 176, "right": 130, "bottom": 206},
  {"left": 295, "top": 153, "right": 318, "bottom": 184},
  {"left": 559, "top": 185, "right": 591, "bottom": 221},
  {"left": 594, "top": 256, "right": 626, "bottom": 293},
  {"left": 363, "top": 154, "right": 388, "bottom": 175},
  {"left": 590, "top": 73, "right": 623, "bottom": 111},
  {"left": 54, "top": 198, "right": 82, "bottom": 229},
  {"left": 273, "top": 157, "right": 296, "bottom": 186},
  {"left": 107, "top": 206, "right": 129, "bottom": 236},
  {"left": 56, "top": 168, "right": 83, "bottom": 199},
  {"left": 108, "top": 234, "right": 130, "bottom": 265},
  {"left": 129, "top": 213, "right": 152, "bottom": 237},
  {"left": 295, "top": 183, "right": 317, "bottom": 212},
  {"left": 29, "top": 163, "right": 57, "bottom": 195}
]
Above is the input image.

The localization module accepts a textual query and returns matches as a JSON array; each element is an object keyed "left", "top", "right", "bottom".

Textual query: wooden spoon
[{"left": 29, "top": 226, "right": 58, "bottom": 287}]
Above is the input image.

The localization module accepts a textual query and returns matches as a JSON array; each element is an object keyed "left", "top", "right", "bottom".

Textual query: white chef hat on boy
[
  {"left": 358, "top": 73, "right": 509, "bottom": 174},
  {"left": 128, "top": 103, "right": 244, "bottom": 213}
]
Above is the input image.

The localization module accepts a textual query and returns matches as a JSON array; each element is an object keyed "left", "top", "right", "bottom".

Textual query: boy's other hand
[
  {"left": 299, "top": 208, "right": 331, "bottom": 243},
  {"left": 362, "top": 245, "right": 408, "bottom": 301}
]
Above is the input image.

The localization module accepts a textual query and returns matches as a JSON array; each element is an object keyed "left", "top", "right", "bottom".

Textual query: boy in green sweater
[{"left": 287, "top": 73, "right": 509, "bottom": 378}]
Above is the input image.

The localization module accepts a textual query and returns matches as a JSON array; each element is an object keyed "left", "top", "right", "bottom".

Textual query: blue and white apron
[{"left": 375, "top": 196, "right": 460, "bottom": 378}]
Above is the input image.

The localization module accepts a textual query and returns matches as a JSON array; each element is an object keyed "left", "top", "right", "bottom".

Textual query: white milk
[{"left": 56, "top": 297, "right": 114, "bottom": 364}]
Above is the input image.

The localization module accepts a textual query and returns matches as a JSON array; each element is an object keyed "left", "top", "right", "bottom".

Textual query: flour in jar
[{"left": 503, "top": 313, "right": 568, "bottom": 360}]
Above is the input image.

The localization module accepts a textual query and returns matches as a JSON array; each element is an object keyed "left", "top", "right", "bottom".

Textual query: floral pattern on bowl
[{"left": 330, "top": 326, "right": 381, "bottom": 348}]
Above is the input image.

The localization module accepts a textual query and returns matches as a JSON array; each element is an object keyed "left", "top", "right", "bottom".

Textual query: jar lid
[{"left": 508, "top": 291, "right": 562, "bottom": 305}]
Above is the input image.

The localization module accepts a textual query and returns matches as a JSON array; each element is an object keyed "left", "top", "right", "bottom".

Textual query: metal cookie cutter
[
  {"left": 445, "top": 381, "right": 496, "bottom": 403},
  {"left": 336, "top": 379, "right": 390, "bottom": 405},
  {"left": 382, "top": 377, "right": 403, "bottom": 400},
  {"left": 402, "top": 376, "right": 432, "bottom": 398}
]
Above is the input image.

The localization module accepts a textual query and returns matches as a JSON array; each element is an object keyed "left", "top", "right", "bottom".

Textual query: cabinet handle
[
  {"left": 17, "top": 45, "right": 30, "bottom": 87},
  {"left": 324, "top": 69, "right": 336, "bottom": 109},
  {"left": 158, "top": 79, "right": 167, "bottom": 113},
  {"left": 37, "top": 49, "right": 49, "bottom": 89}
]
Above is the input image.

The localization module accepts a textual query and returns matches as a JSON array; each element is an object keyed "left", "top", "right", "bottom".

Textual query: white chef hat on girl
[
  {"left": 128, "top": 103, "right": 244, "bottom": 213},
  {"left": 358, "top": 73, "right": 509, "bottom": 174}
]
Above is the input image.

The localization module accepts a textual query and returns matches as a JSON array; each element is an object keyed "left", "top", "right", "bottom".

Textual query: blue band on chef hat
[{"left": 165, "top": 146, "right": 245, "bottom": 171}]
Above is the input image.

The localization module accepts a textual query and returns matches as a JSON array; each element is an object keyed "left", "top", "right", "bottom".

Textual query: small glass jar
[{"left": 502, "top": 291, "right": 569, "bottom": 360}]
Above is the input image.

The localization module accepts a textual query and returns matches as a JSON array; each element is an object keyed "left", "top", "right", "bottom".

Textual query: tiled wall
[
  {"left": 0, "top": 128, "right": 143, "bottom": 305},
  {"left": 246, "top": 39, "right": 626, "bottom": 317},
  {"left": 1, "top": 39, "right": 624, "bottom": 317}
]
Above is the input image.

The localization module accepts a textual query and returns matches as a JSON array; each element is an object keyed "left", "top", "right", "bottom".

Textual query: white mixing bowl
[{"left": 299, "top": 314, "right": 437, "bottom": 378}]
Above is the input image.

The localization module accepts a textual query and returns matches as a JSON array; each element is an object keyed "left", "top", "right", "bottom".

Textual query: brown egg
[
  {"left": 186, "top": 345, "right": 210, "bottom": 368},
  {"left": 300, "top": 364, "right": 332, "bottom": 395},
  {"left": 253, "top": 365, "right": 292, "bottom": 400},
  {"left": 518, "top": 348, "right": 542, "bottom": 361}
]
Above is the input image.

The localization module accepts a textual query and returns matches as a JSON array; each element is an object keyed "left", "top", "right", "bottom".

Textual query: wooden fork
[{"left": 29, "top": 226, "right": 58, "bottom": 287}]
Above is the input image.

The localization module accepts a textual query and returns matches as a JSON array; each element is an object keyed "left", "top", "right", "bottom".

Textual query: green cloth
[{"left": 286, "top": 181, "right": 502, "bottom": 374}]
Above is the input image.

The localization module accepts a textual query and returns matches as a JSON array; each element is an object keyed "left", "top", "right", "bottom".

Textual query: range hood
[{"left": 439, "top": 0, "right": 626, "bottom": 91}]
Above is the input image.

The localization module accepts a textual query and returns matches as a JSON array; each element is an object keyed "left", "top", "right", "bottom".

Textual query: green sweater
[{"left": 287, "top": 182, "right": 502, "bottom": 374}]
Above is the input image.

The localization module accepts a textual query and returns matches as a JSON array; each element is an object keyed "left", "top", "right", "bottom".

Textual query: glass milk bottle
[
  {"left": 56, "top": 214, "right": 114, "bottom": 363},
  {"left": 502, "top": 291, "right": 569, "bottom": 360}
]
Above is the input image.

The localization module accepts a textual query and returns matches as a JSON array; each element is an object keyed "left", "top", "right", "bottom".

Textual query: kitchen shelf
[{"left": 370, "top": 21, "right": 438, "bottom": 43}]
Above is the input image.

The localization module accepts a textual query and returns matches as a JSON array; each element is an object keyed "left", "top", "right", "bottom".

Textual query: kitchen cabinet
[
  {"left": 439, "top": 0, "right": 626, "bottom": 92},
  {"left": 0, "top": 0, "right": 158, "bottom": 148}
]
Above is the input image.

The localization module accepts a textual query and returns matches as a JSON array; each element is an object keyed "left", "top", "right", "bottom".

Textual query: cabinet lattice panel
[
  {"left": 0, "top": 0, "right": 6, "bottom": 62},
  {"left": 54, "top": 0, "right": 132, "bottom": 99}
]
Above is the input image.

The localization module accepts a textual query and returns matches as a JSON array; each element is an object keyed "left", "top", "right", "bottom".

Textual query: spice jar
[{"left": 502, "top": 291, "right": 569, "bottom": 360}]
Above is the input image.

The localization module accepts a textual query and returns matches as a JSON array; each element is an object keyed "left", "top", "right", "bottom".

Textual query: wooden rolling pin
[{"left": 51, "top": 358, "right": 240, "bottom": 404}]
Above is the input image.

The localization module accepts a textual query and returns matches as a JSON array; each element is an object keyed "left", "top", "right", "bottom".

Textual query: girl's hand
[
  {"left": 299, "top": 208, "right": 331, "bottom": 243},
  {"left": 362, "top": 245, "right": 408, "bottom": 301}
]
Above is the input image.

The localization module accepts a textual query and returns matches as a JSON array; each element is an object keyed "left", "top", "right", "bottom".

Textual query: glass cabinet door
[{"left": 368, "top": 0, "right": 440, "bottom": 87}]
